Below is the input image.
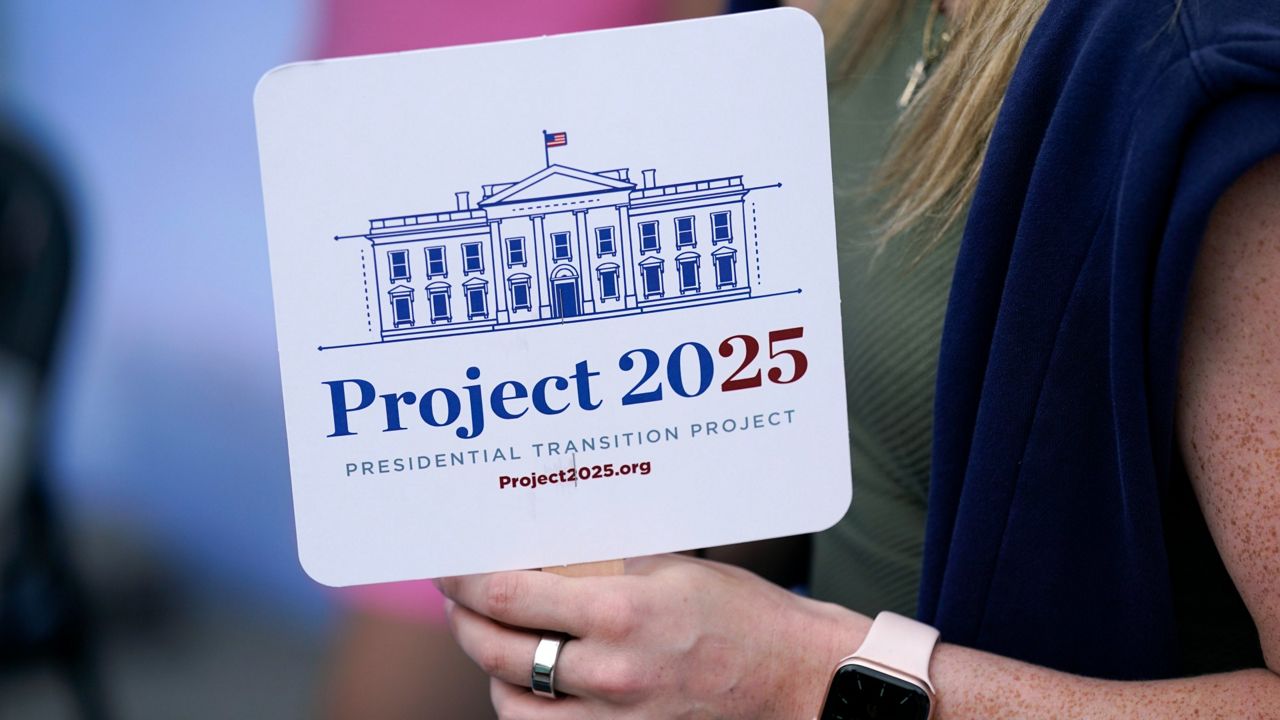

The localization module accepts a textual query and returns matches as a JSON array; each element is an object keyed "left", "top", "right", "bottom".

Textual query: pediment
[{"left": 479, "top": 165, "right": 634, "bottom": 206}]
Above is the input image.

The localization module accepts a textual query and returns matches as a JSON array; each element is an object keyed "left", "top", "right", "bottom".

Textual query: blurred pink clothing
[
  {"left": 341, "top": 577, "right": 450, "bottom": 624},
  {"left": 318, "top": 0, "right": 668, "bottom": 624},
  {"left": 318, "top": 0, "right": 668, "bottom": 58}
]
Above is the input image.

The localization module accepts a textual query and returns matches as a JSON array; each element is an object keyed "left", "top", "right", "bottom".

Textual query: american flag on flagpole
[{"left": 544, "top": 131, "right": 568, "bottom": 148}]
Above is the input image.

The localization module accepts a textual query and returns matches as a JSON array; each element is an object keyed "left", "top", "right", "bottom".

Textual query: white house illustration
[{"left": 340, "top": 162, "right": 769, "bottom": 343}]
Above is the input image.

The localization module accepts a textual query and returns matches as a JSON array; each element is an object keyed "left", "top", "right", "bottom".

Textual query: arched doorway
[{"left": 549, "top": 264, "right": 581, "bottom": 319}]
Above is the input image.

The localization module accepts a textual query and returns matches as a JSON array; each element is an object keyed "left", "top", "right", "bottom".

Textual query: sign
[{"left": 254, "top": 8, "right": 850, "bottom": 586}]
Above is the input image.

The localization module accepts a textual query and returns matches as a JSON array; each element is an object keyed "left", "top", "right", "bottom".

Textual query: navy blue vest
[{"left": 920, "top": 0, "right": 1280, "bottom": 679}]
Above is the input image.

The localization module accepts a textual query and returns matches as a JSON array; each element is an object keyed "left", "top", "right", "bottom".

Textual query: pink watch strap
[{"left": 851, "top": 611, "right": 940, "bottom": 688}]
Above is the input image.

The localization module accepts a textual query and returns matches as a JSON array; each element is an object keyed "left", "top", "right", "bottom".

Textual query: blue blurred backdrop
[
  {"left": 3, "top": 0, "right": 326, "bottom": 622},
  {"left": 0, "top": 2, "right": 739, "bottom": 717}
]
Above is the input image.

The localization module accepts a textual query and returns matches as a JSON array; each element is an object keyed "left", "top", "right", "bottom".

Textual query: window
[
  {"left": 638, "top": 221, "right": 659, "bottom": 253},
  {"left": 462, "top": 242, "right": 484, "bottom": 274},
  {"left": 711, "top": 211, "right": 732, "bottom": 243},
  {"left": 597, "top": 264, "right": 620, "bottom": 300},
  {"left": 675, "top": 216, "right": 696, "bottom": 248},
  {"left": 551, "top": 231, "right": 572, "bottom": 261},
  {"left": 506, "top": 237, "right": 527, "bottom": 267},
  {"left": 464, "top": 279, "right": 488, "bottom": 319},
  {"left": 427, "top": 283, "right": 451, "bottom": 323},
  {"left": 388, "top": 290, "right": 414, "bottom": 327},
  {"left": 713, "top": 247, "right": 737, "bottom": 288},
  {"left": 676, "top": 252, "right": 700, "bottom": 294},
  {"left": 388, "top": 249, "right": 411, "bottom": 282},
  {"left": 467, "top": 287, "right": 487, "bottom": 318},
  {"left": 508, "top": 274, "right": 533, "bottom": 311},
  {"left": 639, "top": 258, "right": 664, "bottom": 298},
  {"left": 596, "top": 226, "right": 616, "bottom": 257},
  {"left": 425, "top": 246, "right": 448, "bottom": 277}
]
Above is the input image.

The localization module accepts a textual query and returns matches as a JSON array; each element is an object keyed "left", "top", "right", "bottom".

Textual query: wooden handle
[{"left": 542, "top": 559, "right": 625, "bottom": 577}]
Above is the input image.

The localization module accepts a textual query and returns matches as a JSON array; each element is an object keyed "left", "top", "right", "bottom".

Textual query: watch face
[{"left": 819, "top": 664, "right": 931, "bottom": 720}]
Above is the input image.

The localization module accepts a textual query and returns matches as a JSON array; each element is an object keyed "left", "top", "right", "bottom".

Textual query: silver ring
[{"left": 531, "top": 633, "right": 569, "bottom": 699}]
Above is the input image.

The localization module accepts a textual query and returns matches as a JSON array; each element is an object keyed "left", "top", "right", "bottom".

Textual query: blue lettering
[
  {"left": 457, "top": 366, "right": 485, "bottom": 440},
  {"left": 321, "top": 359, "right": 603, "bottom": 441},
  {"left": 381, "top": 391, "right": 417, "bottom": 432},
  {"left": 325, "top": 379, "right": 375, "bottom": 437},
  {"left": 420, "top": 388, "right": 461, "bottom": 427},
  {"left": 491, "top": 380, "right": 529, "bottom": 420},
  {"left": 570, "top": 360, "right": 602, "bottom": 410},
  {"left": 532, "top": 375, "right": 570, "bottom": 415}
]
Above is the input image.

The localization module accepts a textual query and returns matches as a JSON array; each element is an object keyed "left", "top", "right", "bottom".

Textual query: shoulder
[
  {"left": 1182, "top": 154, "right": 1280, "bottom": 364},
  {"left": 1178, "top": 152, "right": 1280, "bottom": 668}
]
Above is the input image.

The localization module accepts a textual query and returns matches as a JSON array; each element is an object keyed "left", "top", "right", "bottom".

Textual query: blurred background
[{"left": 0, "top": 1, "right": 804, "bottom": 718}]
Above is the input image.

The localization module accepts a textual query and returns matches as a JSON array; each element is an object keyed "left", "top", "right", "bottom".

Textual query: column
[
  {"left": 488, "top": 219, "right": 509, "bottom": 323},
  {"left": 531, "top": 214, "right": 550, "bottom": 317},
  {"left": 369, "top": 240, "right": 388, "bottom": 339},
  {"left": 737, "top": 199, "right": 753, "bottom": 291},
  {"left": 616, "top": 204, "right": 637, "bottom": 308},
  {"left": 574, "top": 209, "right": 595, "bottom": 314}
]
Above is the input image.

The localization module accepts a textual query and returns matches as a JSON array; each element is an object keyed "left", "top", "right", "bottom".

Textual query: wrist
[{"left": 779, "top": 598, "right": 871, "bottom": 719}]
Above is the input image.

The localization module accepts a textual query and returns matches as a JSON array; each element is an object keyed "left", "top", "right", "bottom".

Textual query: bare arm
[{"left": 921, "top": 154, "right": 1280, "bottom": 718}]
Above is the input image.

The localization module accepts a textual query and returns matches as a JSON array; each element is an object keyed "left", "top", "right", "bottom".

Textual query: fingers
[
  {"left": 437, "top": 570, "right": 638, "bottom": 640},
  {"left": 449, "top": 601, "right": 595, "bottom": 698},
  {"left": 490, "top": 677, "right": 595, "bottom": 720},
  {"left": 450, "top": 601, "right": 648, "bottom": 705}
]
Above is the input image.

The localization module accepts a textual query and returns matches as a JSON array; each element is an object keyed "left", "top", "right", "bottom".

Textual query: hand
[{"left": 437, "top": 554, "right": 870, "bottom": 719}]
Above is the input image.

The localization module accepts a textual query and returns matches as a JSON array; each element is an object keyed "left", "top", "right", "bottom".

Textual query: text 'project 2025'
[{"left": 323, "top": 326, "right": 811, "bottom": 441}]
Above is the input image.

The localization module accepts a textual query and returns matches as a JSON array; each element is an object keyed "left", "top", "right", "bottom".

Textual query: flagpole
[{"left": 542, "top": 129, "right": 549, "bottom": 168}]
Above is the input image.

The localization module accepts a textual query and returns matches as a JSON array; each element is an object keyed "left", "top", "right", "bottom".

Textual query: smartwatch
[{"left": 817, "top": 611, "right": 940, "bottom": 720}]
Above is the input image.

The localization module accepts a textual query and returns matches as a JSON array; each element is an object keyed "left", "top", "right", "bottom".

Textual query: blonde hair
[{"left": 823, "top": 0, "right": 1048, "bottom": 256}]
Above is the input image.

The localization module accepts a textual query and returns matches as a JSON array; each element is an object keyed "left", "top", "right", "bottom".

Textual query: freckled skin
[
  {"left": 925, "top": 154, "right": 1280, "bottom": 719},
  {"left": 437, "top": 157, "right": 1280, "bottom": 719},
  {"left": 1178, "top": 154, "right": 1280, "bottom": 666}
]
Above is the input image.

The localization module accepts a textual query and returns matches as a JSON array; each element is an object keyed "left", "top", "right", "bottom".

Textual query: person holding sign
[{"left": 436, "top": 1, "right": 1280, "bottom": 718}]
